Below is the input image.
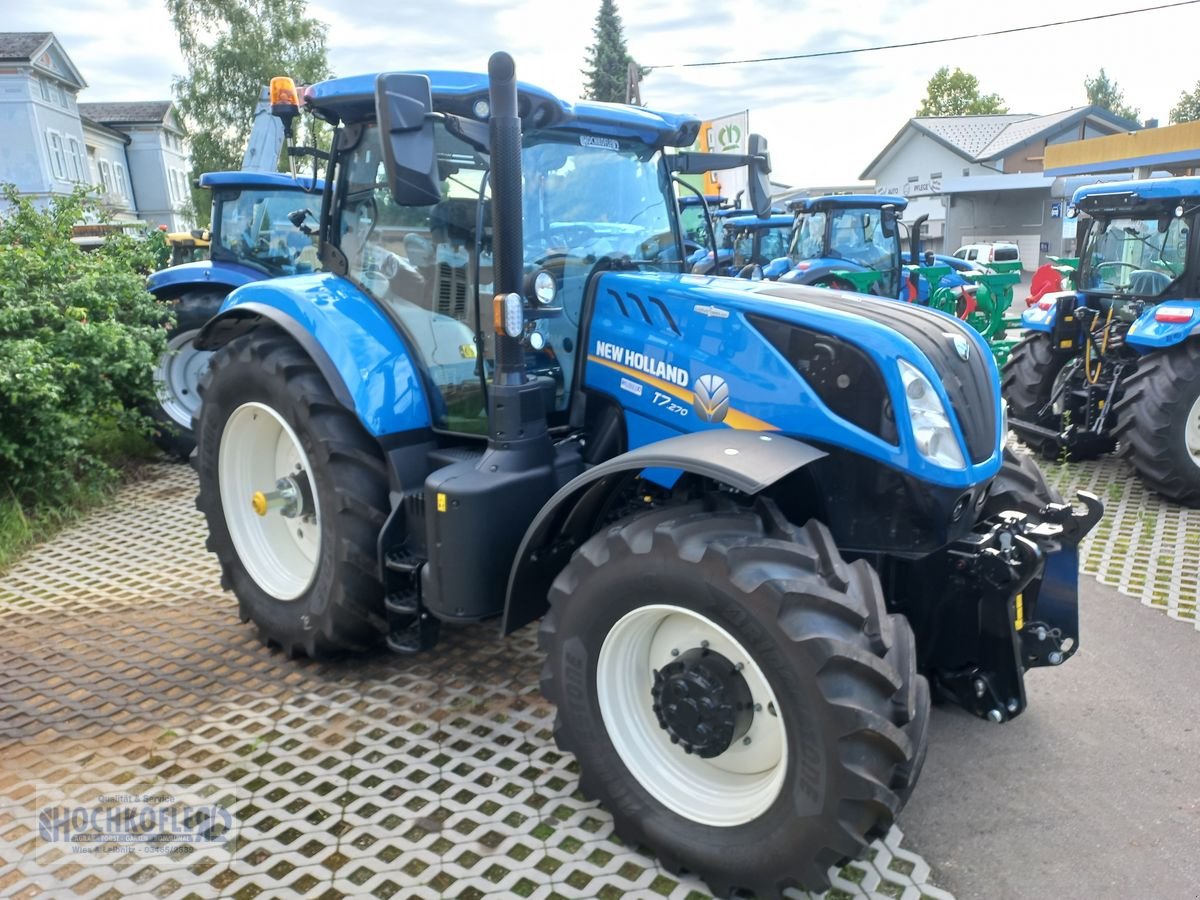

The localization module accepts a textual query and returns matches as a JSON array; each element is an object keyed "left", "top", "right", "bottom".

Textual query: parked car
[{"left": 953, "top": 241, "right": 1021, "bottom": 269}]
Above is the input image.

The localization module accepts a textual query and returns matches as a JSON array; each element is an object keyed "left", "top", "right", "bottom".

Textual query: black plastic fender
[
  {"left": 501, "top": 429, "right": 826, "bottom": 633},
  {"left": 192, "top": 302, "right": 356, "bottom": 411}
]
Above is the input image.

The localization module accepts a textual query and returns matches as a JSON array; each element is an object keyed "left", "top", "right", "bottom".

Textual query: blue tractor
[
  {"left": 191, "top": 53, "right": 1099, "bottom": 898},
  {"left": 689, "top": 212, "right": 794, "bottom": 278},
  {"left": 1006, "top": 176, "right": 1200, "bottom": 504},
  {"left": 146, "top": 170, "right": 321, "bottom": 456},
  {"left": 768, "top": 194, "right": 908, "bottom": 297}
]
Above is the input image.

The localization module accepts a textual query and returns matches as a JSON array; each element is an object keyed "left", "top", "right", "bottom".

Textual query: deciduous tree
[
  {"left": 917, "top": 67, "right": 1007, "bottom": 116},
  {"left": 1084, "top": 68, "right": 1140, "bottom": 122},
  {"left": 166, "top": 0, "right": 330, "bottom": 224},
  {"left": 1170, "top": 81, "right": 1200, "bottom": 123}
]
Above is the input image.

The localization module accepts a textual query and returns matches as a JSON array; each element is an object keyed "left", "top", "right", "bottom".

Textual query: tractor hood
[{"left": 583, "top": 271, "right": 1001, "bottom": 490}]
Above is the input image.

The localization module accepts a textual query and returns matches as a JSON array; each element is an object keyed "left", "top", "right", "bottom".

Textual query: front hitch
[{"left": 911, "top": 491, "right": 1101, "bottom": 723}]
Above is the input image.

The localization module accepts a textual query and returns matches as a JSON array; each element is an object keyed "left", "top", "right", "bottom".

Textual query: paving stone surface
[{"left": 0, "top": 464, "right": 956, "bottom": 899}]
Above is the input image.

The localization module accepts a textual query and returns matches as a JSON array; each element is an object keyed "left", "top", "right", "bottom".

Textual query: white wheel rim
[
  {"left": 154, "top": 329, "right": 211, "bottom": 427},
  {"left": 596, "top": 604, "right": 788, "bottom": 827},
  {"left": 218, "top": 402, "right": 321, "bottom": 600},
  {"left": 1187, "top": 392, "right": 1200, "bottom": 470}
]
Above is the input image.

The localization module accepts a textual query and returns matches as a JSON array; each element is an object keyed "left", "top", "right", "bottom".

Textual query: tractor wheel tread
[
  {"left": 538, "top": 501, "right": 928, "bottom": 897},
  {"left": 1112, "top": 343, "right": 1200, "bottom": 506},
  {"left": 194, "top": 325, "right": 389, "bottom": 658}
]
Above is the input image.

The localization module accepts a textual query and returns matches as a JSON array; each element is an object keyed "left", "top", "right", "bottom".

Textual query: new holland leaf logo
[{"left": 693, "top": 374, "right": 730, "bottom": 423}]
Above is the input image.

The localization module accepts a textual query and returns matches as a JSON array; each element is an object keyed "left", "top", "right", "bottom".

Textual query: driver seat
[{"left": 1129, "top": 269, "right": 1170, "bottom": 297}]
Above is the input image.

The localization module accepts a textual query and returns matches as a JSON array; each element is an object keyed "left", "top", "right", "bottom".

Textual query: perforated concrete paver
[{"left": 0, "top": 463, "right": 954, "bottom": 899}]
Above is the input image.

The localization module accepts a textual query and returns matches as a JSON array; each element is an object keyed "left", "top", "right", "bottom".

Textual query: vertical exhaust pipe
[{"left": 487, "top": 52, "right": 526, "bottom": 385}]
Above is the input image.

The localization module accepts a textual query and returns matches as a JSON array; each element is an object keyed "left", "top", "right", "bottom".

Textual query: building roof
[
  {"left": 0, "top": 32, "right": 52, "bottom": 61},
  {"left": 80, "top": 115, "right": 132, "bottom": 144},
  {"left": 861, "top": 106, "right": 1140, "bottom": 179},
  {"left": 78, "top": 101, "right": 174, "bottom": 127}
]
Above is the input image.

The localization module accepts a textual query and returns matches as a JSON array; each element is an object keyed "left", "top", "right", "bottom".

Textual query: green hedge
[{"left": 0, "top": 185, "right": 171, "bottom": 506}]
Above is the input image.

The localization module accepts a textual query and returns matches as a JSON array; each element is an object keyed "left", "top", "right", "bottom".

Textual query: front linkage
[{"left": 899, "top": 489, "right": 1102, "bottom": 722}]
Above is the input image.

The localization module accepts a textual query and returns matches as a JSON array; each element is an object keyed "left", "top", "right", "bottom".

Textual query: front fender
[
  {"left": 1125, "top": 301, "right": 1200, "bottom": 350},
  {"left": 193, "top": 272, "right": 432, "bottom": 436},
  {"left": 146, "top": 260, "right": 263, "bottom": 297},
  {"left": 1020, "top": 290, "right": 1077, "bottom": 333},
  {"left": 500, "top": 429, "right": 826, "bottom": 634}
]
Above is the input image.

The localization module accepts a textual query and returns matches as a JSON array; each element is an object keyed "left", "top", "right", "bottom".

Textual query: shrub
[{"left": 0, "top": 184, "right": 171, "bottom": 504}]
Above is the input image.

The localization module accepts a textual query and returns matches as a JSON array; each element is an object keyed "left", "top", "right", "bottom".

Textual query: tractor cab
[
  {"left": 772, "top": 194, "right": 903, "bottom": 296},
  {"left": 698, "top": 213, "right": 793, "bottom": 278},
  {"left": 203, "top": 171, "right": 323, "bottom": 277},
  {"left": 1071, "top": 181, "right": 1195, "bottom": 304}
]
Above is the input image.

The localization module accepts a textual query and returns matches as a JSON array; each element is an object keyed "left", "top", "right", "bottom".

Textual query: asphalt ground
[{"left": 902, "top": 575, "right": 1200, "bottom": 900}]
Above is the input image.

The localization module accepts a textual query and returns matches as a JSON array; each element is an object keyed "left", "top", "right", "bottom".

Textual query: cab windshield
[
  {"left": 333, "top": 122, "right": 676, "bottom": 435},
  {"left": 1079, "top": 212, "right": 1190, "bottom": 297},
  {"left": 213, "top": 188, "right": 320, "bottom": 276}
]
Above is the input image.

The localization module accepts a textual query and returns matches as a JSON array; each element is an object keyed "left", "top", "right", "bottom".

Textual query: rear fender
[
  {"left": 1125, "top": 301, "right": 1200, "bottom": 351},
  {"left": 146, "top": 260, "right": 262, "bottom": 298},
  {"left": 500, "top": 430, "right": 826, "bottom": 634},
  {"left": 193, "top": 272, "right": 432, "bottom": 436}
]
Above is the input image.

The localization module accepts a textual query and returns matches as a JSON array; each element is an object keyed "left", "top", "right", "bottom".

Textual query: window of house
[
  {"left": 66, "top": 138, "right": 85, "bottom": 182},
  {"left": 114, "top": 163, "right": 128, "bottom": 199},
  {"left": 99, "top": 160, "right": 114, "bottom": 195},
  {"left": 38, "top": 77, "right": 51, "bottom": 102},
  {"left": 45, "top": 131, "right": 67, "bottom": 179}
]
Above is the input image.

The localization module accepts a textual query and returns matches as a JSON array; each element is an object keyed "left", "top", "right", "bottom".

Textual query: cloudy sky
[{"left": 5, "top": 0, "right": 1198, "bottom": 185}]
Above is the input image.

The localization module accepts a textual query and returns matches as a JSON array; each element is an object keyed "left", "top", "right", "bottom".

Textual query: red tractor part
[{"left": 1026, "top": 263, "right": 1065, "bottom": 307}]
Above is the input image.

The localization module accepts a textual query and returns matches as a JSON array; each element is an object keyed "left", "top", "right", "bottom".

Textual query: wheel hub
[{"left": 651, "top": 647, "right": 754, "bottom": 758}]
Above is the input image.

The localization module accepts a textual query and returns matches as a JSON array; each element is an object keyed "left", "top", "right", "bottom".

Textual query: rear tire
[
  {"left": 152, "top": 289, "right": 225, "bottom": 459},
  {"left": 194, "top": 326, "right": 389, "bottom": 657},
  {"left": 1113, "top": 342, "right": 1200, "bottom": 506},
  {"left": 1002, "top": 333, "right": 1068, "bottom": 457},
  {"left": 538, "top": 501, "right": 928, "bottom": 898}
]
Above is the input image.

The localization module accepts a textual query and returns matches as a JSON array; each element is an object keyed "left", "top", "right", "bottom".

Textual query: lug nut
[
  {"left": 973, "top": 678, "right": 986, "bottom": 698},
  {"left": 1006, "top": 699, "right": 1019, "bottom": 714},
  {"left": 1048, "top": 651, "right": 1064, "bottom": 665},
  {"left": 988, "top": 709, "right": 1004, "bottom": 723}
]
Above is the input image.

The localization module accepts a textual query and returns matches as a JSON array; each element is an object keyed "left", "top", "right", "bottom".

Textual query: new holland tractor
[
  {"left": 146, "top": 170, "right": 321, "bottom": 456},
  {"left": 689, "top": 212, "right": 794, "bottom": 278},
  {"left": 768, "top": 195, "right": 1022, "bottom": 361},
  {"left": 1006, "top": 176, "right": 1200, "bottom": 505},
  {"left": 190, "top": 54, "right": 1100, "bottom": 897}
]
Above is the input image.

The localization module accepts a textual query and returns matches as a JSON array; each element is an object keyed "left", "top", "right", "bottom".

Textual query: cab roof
[
  {"left": 789, "top": 193, "right": 908, "bottom": 212},
  {"left": 722, "top": 214, "right": 794, "bottom": 229},
  {"left": 198, "top": 171, "right": 325, "bottom": 191},
  {"left": 1073, "top": 175, "right": 1200, "bottom": 208},
  {"left": 303, "top": 70, "right": 700, "bottom": 149}
]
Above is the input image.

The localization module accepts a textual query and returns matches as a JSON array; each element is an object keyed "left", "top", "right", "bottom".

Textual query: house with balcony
[{"left": 0, "top": 32, "right": 193, "bottom": 231}]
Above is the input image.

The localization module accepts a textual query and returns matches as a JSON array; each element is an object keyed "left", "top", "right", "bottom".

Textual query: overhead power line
[{"left": 646, "top": 1, "right": 1200, "bottom": 70}]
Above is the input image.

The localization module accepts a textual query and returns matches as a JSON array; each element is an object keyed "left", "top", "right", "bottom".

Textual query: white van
[{"left": 953, "top": 241, "right": 1021, "bottom": 267}]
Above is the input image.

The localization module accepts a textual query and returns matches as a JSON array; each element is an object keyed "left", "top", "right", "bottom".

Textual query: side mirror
[
  {"left": 375, "top": 72, "right": 441, "bottom": 207},
  {"left": 747, "top": 133, "right": 772, "bottom": 218}
]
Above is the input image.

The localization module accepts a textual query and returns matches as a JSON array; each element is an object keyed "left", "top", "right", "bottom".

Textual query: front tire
[
  {"left": 194, "top": 326, "right": 389, "bottom": 657},
  {"left": 538, "top": 501, "right": 929, "bottom": 898},
  {"left": 1002, "top": 333, "right": 1069, "bottom": 457},
  {"left": 152, "top": 288, "right": 226, "bottom": 459},
  {"left": 1113, "top": 342, "right": 1200, "bottom": 506}
]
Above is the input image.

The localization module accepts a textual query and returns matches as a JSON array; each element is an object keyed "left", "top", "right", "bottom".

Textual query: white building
[
  {"left": 860, "top": 107, "right": 1137, "bottom": 262},
  {"left": 0, "top": 32, "right": 193, "bottom": 231}
]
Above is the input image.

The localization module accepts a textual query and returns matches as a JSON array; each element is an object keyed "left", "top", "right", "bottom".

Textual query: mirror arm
[{"left": 441, "top": 112, "right": 491, "bottom": 154}]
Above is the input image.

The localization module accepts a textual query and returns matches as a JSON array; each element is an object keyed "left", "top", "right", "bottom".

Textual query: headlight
[
  {"left": 533, "top": 270, "right": 556, "bottom": 305},
  {"left": 898, "top": 359, "right": 966, "bottom": 469}
]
